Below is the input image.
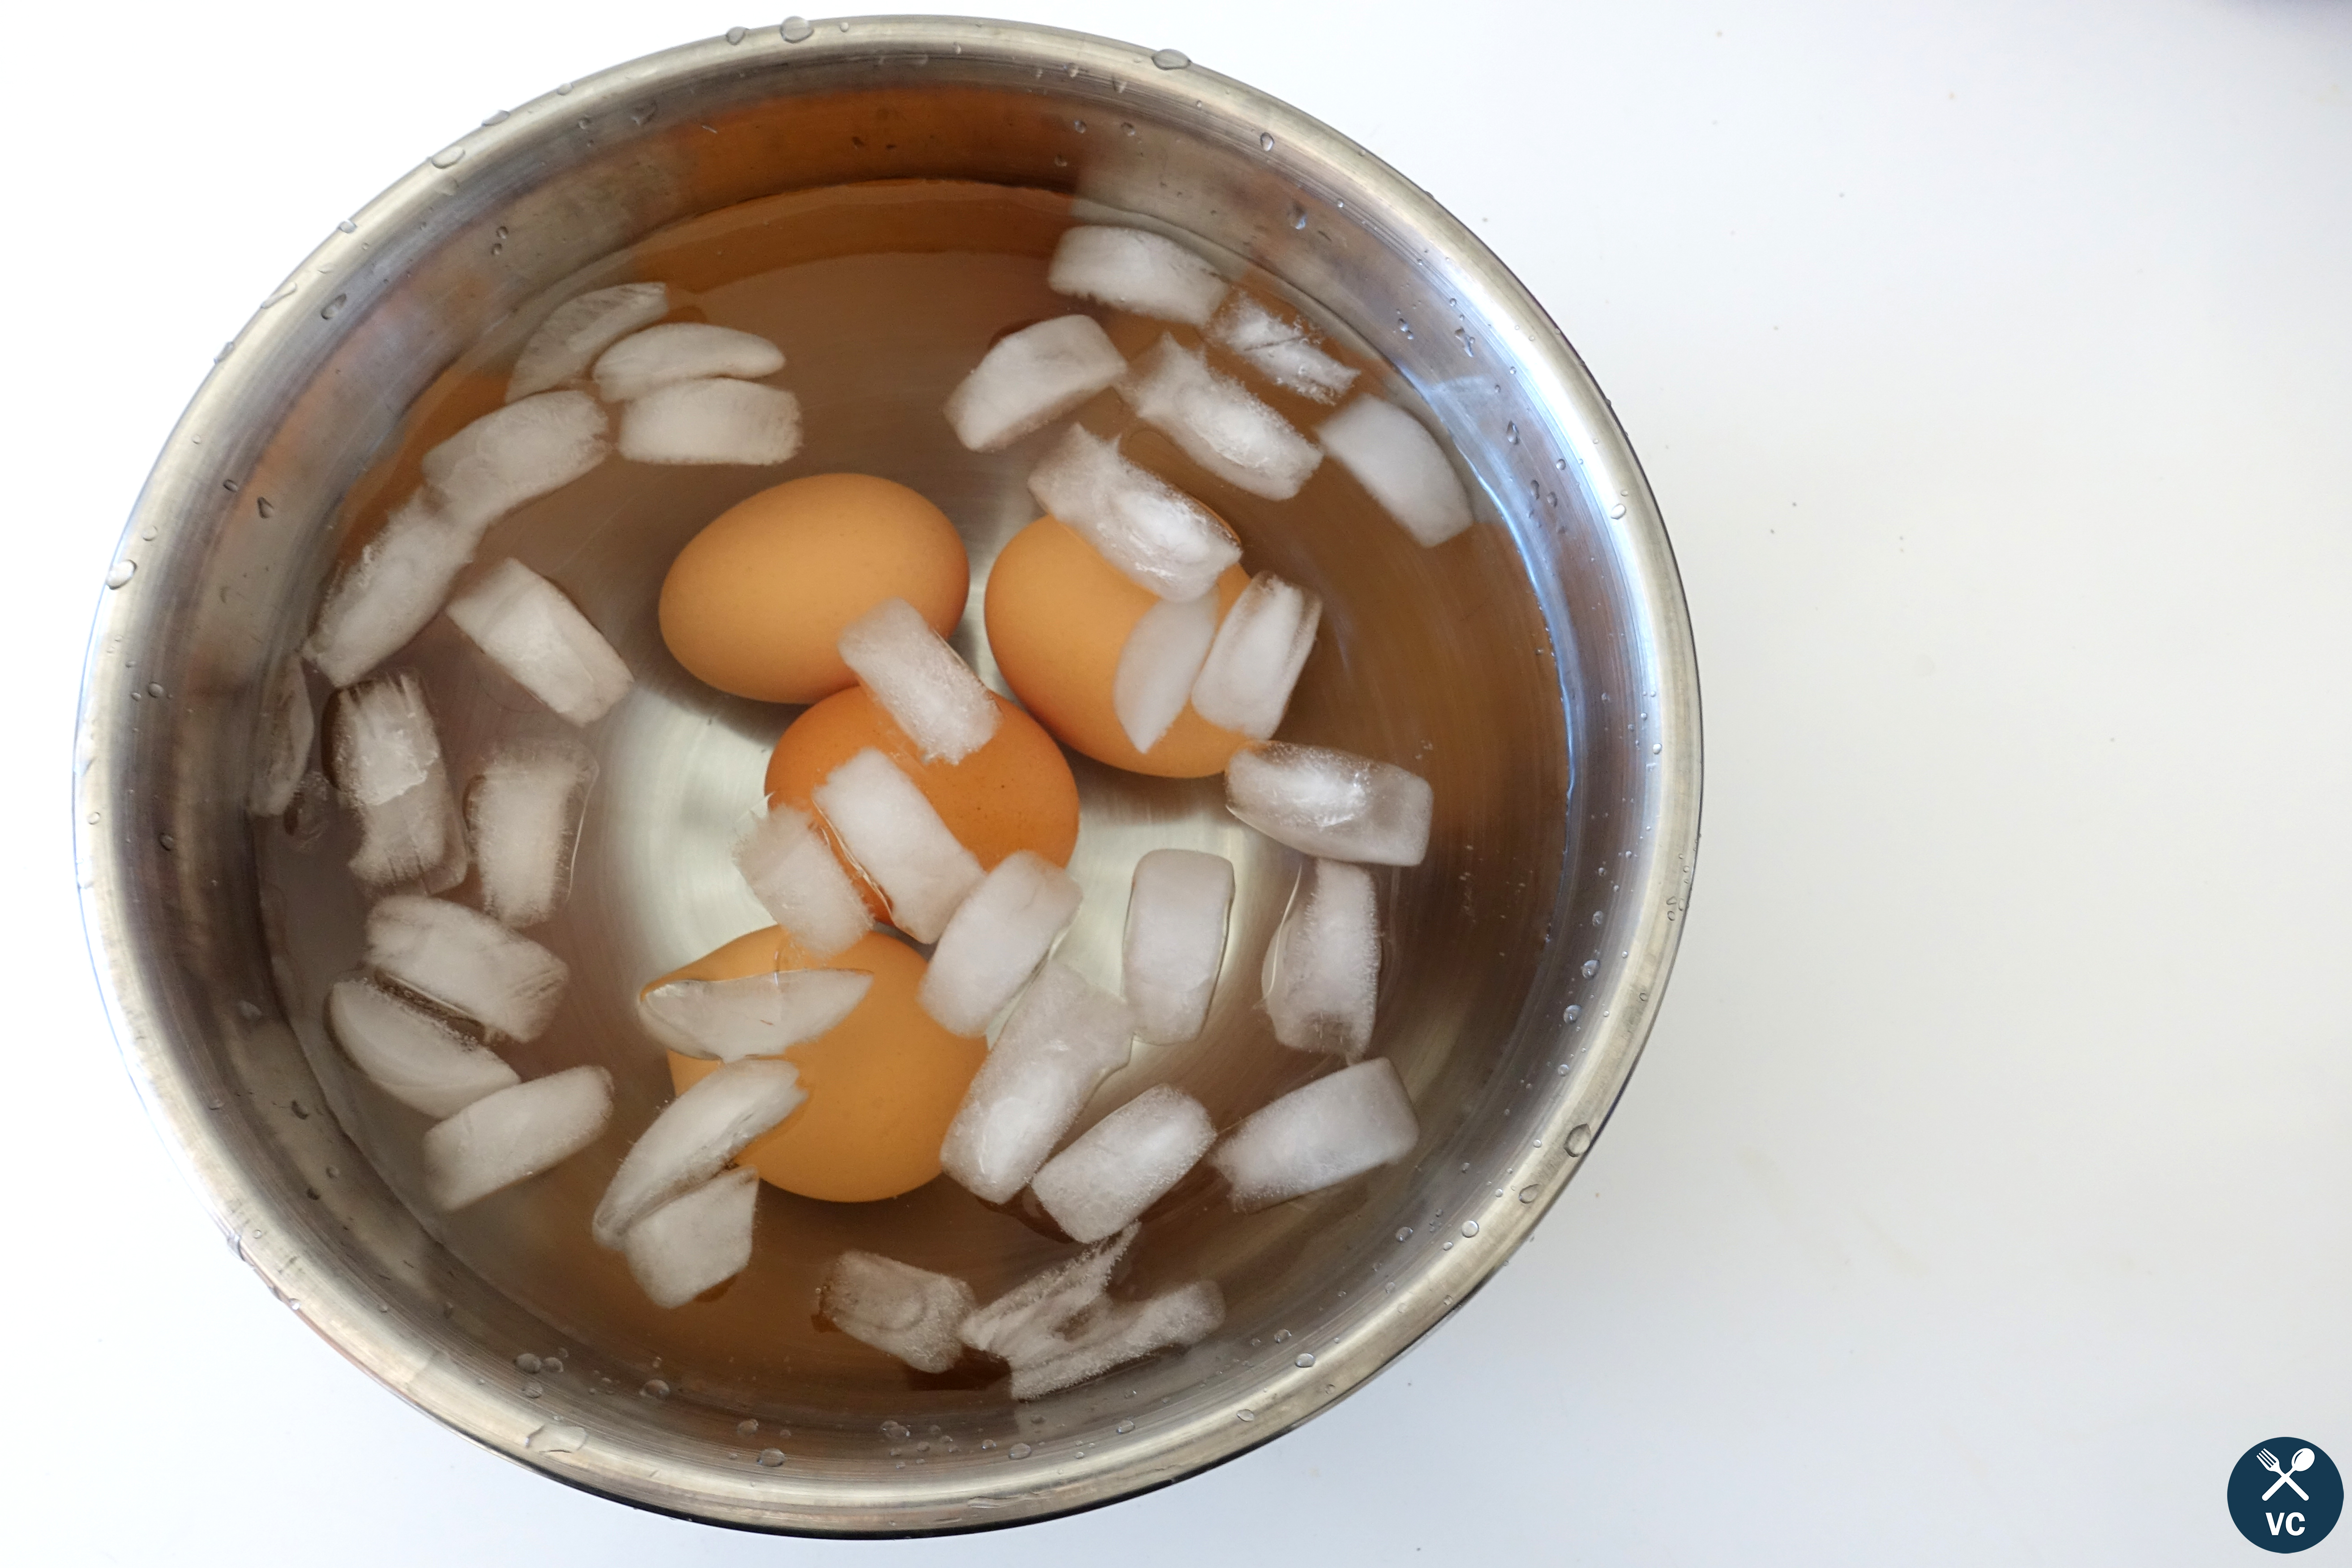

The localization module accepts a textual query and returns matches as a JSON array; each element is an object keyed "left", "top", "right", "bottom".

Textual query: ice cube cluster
[
  {"left": 365, "top": 894, "right": 570, "bottom": 1042},
  {"left": 591, "top": 1058, "right": 806, "bottom": 1248},
  {"left": 1120, "top": 338, "right": 1323, "bottom": 501},
  {"left": 944, "top": 314, "right": 1126, "bottom": 451},
  {"left": 467, "top": 739, "right": 596, "bottom": 928},
  {"left": 1206, "top": 295, "right": 1359, "bottom": 404},
  {"left": 939, "top": 962, "right": 1136, "bottom": 1204},
  {"left": 446, "top": 560, "right": 633, "bottom": 726},
  {"left": 1189, "top": 572, "right": 1321, "bottom": 741},
  {"left": 1048, "top": 226, "right": 1230, "bottom": 326},
  {"left": 820, "top": 1251, "right": 977, "bottom": 1373},
  {"left": 918, "top": 850, "right": 1083, "bottom": 1037},
  {"left": 835, "top": 596, "right": 999, "bottom": 764},
  {"left": 423, "top": 1065, "right": 615, "bottom": 1212},
  {"left": 812, "top": 748, "right": 984, "bottom": 944},
  {"left": 1026, "top": 425, "right": 1241, "bottom": 603},
  {"left": 331, "top": 672, "right": 467, "bottom": 893},
  {"left": 730, "top": 801, "right": 871, "bottom": 960}
]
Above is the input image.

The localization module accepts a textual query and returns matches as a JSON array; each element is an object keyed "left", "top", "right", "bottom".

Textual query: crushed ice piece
[
  {"left": 326, "top": 976, "right": 518, "bottom": 1118},
  {"left": 638, "top": 968, "right": 873, "bottom": 1062},
  {"left": 1113, "top": 590, "right": 1221, "bottom": 754},
  {"left": 248, "top": 654, "right": 315, "bottom": 817},
  {"left": 1187, "top": 571, "right": 1321, "bottom": 740},
  {"left": 467, "top": 738, "right": 595, "bottom": 927},
  {"left": 1317, "top": 396, "right": 1474, "bottom": 547},
  {"left": 330, "top": 671, "right": 467, "bottom": 892},
  {"left": 939, "top": 962, "right": 1135, "bottom": 1203},
  {"left": 591, "top": 1059, "right": 805, "bottom": 1248},
  {"left": 820, "top": 1251, "right": 978, "bottom": 1373},
  {"left": 303, "top": 493, "right": 478, "bottom": 687},
  {"left": 730, "top": 802, "right": 870, "bottom": 960},
  {"left": 1225, "top": 742, "right": 1434, "bottom": 866},
  {"left": 422, "top": 390, "right": 610, "bottom": 536},
  {"left": 1026, "top": 425, "right": 1240, "bottom": 602},
  {"left": 960, "top": 1224, "right": 1136, "bottom": 1363},
  {"left": 422, "top": 1064, "right": 614, "bottom": 1210},
  {"left": 1119, "top": 337, "right": 1321, "bottom": 500},
  {"left": 918, "top": 850, "right": 1083, "bottom": 1036},
  {"left": 1007, "top": 1280, "right": 1225, "bottom": 1400},
  {"left": 616, "top": 378, "right": 802, "bottom": 465},
  {"left": 592, "top": 321, "right": 785, "bottom": 403},
  {"left": 1206, "top": 294, "right": 1359, "bottom": 403},
  {"left": 1122, "top": 848, "right": 1235, "bottom": 1045},
  {"left": 1047, "top": 226, "right": 1228, "bottom": 326},
  {"left": 624, "top": 1166, "right": 760, "bottom": 1308},
  {"left": 365, "top": 894, "right": 570, "bottom": 1041},
  {"left": 1262, "top": 859, "right": 1380, "bottom": 1058},
  {"left": 836, "top": 596, "right": 999, "bottom": 763},
  {"left": 1209, "top": 1057, "right": 1419, "bottom": 1208},
  {"left": 507, "top": 282, "right": 671, "bottom": 401},
  {"left": 1031, "top": 1085, "right": 1216, "bottom": 1243},
  {"left": 943, "top": 314, "right": 1126, "bottom": 452},
  {"left": 811, "top": 748, "right": 984, "bottom": 944},
  {"left": 445, "top": 558, "right": 634, "bottom": 725}
]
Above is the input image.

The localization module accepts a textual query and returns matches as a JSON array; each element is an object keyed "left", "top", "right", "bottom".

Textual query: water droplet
[
  {"left": 515, "top": 1353, "right": 541, "bottom": 1373},
  {"left": 1461, "top": 1220, "right": 1480, "bottom": 1238},
  {"left": 429, "top": 145, "right": 466, "bottom": 170},
  {"left": 555, "top": 81, "right": 573, "bottom": 94},
  {"left": 1581, "top": 959, "right": 1598, "bottom": 978},
  {"left": 1564, "top": 1003, "right": 1581, "bottom": 1022},
  {"left": 1565, "top": 1124, "right": 1594, "bottom": 1156},
  {"left": 737, "top": 1418, "right": 759, "bottom": 1435},
  {"left": 146, "top": 682, "right": 164, "bottom": 699},
  {"left": 1396, "top": 314, "right": 1414, "bottom": 339},
  {"left": 260, "top": 283, "right": 296, "bottom": 309},
  {"left": 482, "top": 109, "right": 511, "bottom": 126},
  {"left": 520, "top": 1379, "right": 544, "bottom": 1398},
  {"left": 1292, "top": 208, "right": 1308, "bottom": 230},
  {"left": 1115, "top": 1418, "right": 1135, "bottom": 1434},
  {"left": 320, "top": 294, "right": 347, "bottom": 321},
  {"left": 1555, "top": 457, "right": 1568, "bottom": 470},
  {"left": 105, "top": 560, "right": 135, "bottom": 588},
  {"left": 86, "top": 812, "right": 99, "bottom": 825},
  {"left": 1008, "top": 1442, "right": 1032, "bottom": 1458},
  {"left": 256, "top": 497, "right": 275, "bottom": 518},
  {"left": 726, "top": 25, "right": 749, "bottom": 44},
  {"left": 1151, "top": 47, "right": 1191, "bottom": 69},
  {"left": 1520, "top": 1185, "right": 1541, "bottom": 1204},
  {"left": 542, "top": 1358, "right": 563, "bottom": 1375},
  {"left": 1294, "top": 1352, "right": 1316, "bottom": 1368},
  {"left": 1259, "top": 132, "right": 1275, "bottom": 152},
  {"left": 1072, "top": 118, "right": 1088, "bottom": 133},
  {"left": 1608, "top": 501, "right": 1628, "bottom": 519},
  {"left": 758, "top": 1448, "right": 786, "bottom": 1467},
  {"left": 881, "top": 1420, "right": 910, "bottom": 1439},
  {"left": 1556, "top": 1062, "right": 1571, "bottom": 1075},
  {"left": 1272, "top": 1329, "right": 1290, "bottom": 1342},
  {"left": 1236, "top": 1409, "right": 1256, "bottom": 1422},
  {"left": 157, "top": 834, "right": 176, "bottom": 852},
  {"left": 527, "top": 1420, "right": 587, "bottom": 1453},
  {"left": 640, "top": 1379, "right": 670, "bottom": 1399},
  {"left": 1122, "top": 122, "right": 1136, "bottom": 136},
  {"left": 1506, "top": 421, "right": 1520, "bottom": 444},
  {"left": 1591, "top": 910, "right": 1604, "bottom": 926},
  {"left": 1441, "top": 1240, "right": 1454, "bottom": 1250},
  {"left": 781, "top": 16, "right": 814, "bottom": 43}
]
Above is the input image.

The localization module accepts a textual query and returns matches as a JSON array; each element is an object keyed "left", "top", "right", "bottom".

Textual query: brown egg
[
  {"left": 984, "top": 515, "right": 1251, "bottom": 778},
  {"left": 658, "top": 472, "right": 969, "bottom": 703}
]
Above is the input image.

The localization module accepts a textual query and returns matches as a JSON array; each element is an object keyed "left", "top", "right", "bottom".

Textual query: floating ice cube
[
  {"left": 919, "top": 851, "right": 1083, "bottom": 1036},
  {"left": 304, "top": 493, "right": 478, "bottom": 687},
  {"left": 1187, "top": 572, "right": 1321, "bottom": 740},
  {"left": 1209, "top": 1057, "right": 1418, "bottom": 1208},
  {"left": 938, "top": 962, "right": 1135, "bottom": 1204},
  {"left": 1316, "top": 396, "right": 1474, "bottom": 547},
  {"left": 616, "top": 378, "right": 802, "bottom": 466},
  {"left": 1047, "top": 226, "right": 1229, "bottom": 326},
  {"left": 507, "top": 282, "right": 671, "bottom": 401},
  {"left": 730, "top": 802, "right": 870, "bottom": 960},
  {"left": 942, "top": 314, "right": 1126, "bottom": 452},
  {"left": 591, "top": 1058, "right": 805, "bottom": 1248},
  {"left": 1007, "top": 1280, "right": 1225, "bottom": 1400},
  {"left": 445, "top": 559, "right": 634, "bottom": 726},
  {"left": 960, "top": 1224, "right": 1136, "bottom": 1364},
  {"left": 1225, "top": 742, "right": 1433, "bottom": 866},
  {"left": 836, "top": 597, "right": 999, "bottom": 763},
  {"left": 330, "top": 671, "right": 467, "bottom": 893},
  {"left": 624, "top": 1166, "right": 759, "bottom": 1308},
  {"left": 326, "top": 976, "right": 518, "bottom": 1118},
  {"left": 248, "top": 654, "right": 315, "bottom": 817},
  {"left": 811, "top": 749, "right": 984, "bottom": 943},
  {"left": 820, "top": 1251, "right": 978, "bottom": 1374},
  {"left": 1122, "top": 848, "right": 1235, "bottom": 1045},
  {"left": 1120, "top": 338, "right": 1322, "bottom": 501},
  {"left": 365, "top": 895, "right": 570, "bottom": 1041},
  {"left": 592, "top": 322, "right": 785, "bottom": 403},
  {"left": 1113, "top": 591, "right": 1221, "bottom": 754},
  {"left": 1026, "top": 426, "right": 1240, "bottom": 602},
  {"left": 1207, "top": 295, "right": 1359, "bottom": 404},
  {"left": 422, "top": 390, "right": 610, "bottom": 536},
  {"left": 638, "top": 968, "right": 873, "bottom": 1062},
  {"left": 421, "top": 1064, "right": 614, "bottom": 1211},
  {"left": 466, "top": 739, "right": 595, "bottom": 927},
  {"left": 1262, "top": 859, "right": 1380, "bottom": 1058},
  {"left": 1031, "top": 1085, "right": 1216, "bottom": 1243}
]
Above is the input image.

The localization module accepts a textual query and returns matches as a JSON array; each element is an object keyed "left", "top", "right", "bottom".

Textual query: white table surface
[{"left": 11, "top": 1, "right": 2349, "bottom": 1561}]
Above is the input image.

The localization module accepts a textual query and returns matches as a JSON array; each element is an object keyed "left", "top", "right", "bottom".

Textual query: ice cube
[
  {"left": 1209, "top": 1057, "right": 1419, "bottom": 1208},
  {"left": 466, "top": 739, "right": 596, "bottom": 927},
  {"left": 942, "top": 314, "right": 1126, "bottom": 452},
  {"left": 590, "top": 1058, "right": 806, "bottom": 1248},
  {"left": 1030, "top": 1084, "right": 1216, "bottom": 1243},
  {"left": 1316, "top": 396, "right": 1474, "bottom": 547},
  {"left": 365, "top": 894, "right": 570, "bottom": 1041},
  {"left": 1119, "top": 337, "right": 1322, "bottom": 501},
  {"left": 1225, "top": 742, "right": 1433, "bottom": 866},
  {"left": 730, "top": 801, "right": 871, "bottom": 960},
  {"left": 938, "top": 962, "right": 1135, "bottom": 1203},
  {"left": 1122, "top": 848, "right": 1235, "bottom": 1045},
  {"left": 820, "top": 1251, "right": 978, "bottom": 1374},
  {"left": 247, "top": 654, "right": 315, "bottom": 817},
  {"left": 1187, "top": 571, "right": 1321, "bottom": 740},
  {"left": 835, "top": 596, "right": 999, "bottom": 764},
  {"left": 1206, "top": 294, "right": 1359, "bottom": 404},
  {"left": 810, "top": 749, "right": 984, "bottom": 944},
  {"left": 330, "top": 671, "right": 467, "bottom": 893},
  {"left": 422, "top": 390, "right": 610, "bottom": 536},
  {"left": 1113, "top": 591, "right": 1221, "bottom": 754},
  {"left": 326, "top": 976, "right": 518, "bottom": 1118},
  {"left": 445, "top": 559, "right": 634, "bottom": 726},
  {"left": 615, "top": 377, "right": 802, "bottom": 465},
  {"left": 304, "top": 493, "right": 478, "bottom": 687},
  {"left": 918, "top": 851, "right": 1083, "bottom": 1036},
  {"left": 507, "top": 282, "right": 671, "bottom": 401},
  {"left": 624, "top": 1165, "right": 759, "bottom": 1308},
  {"left": 421, "top": 1064, "right": 614, "bottom": 1211},
  {"left": 1047, "top": 226, "right": 1229, "bottom": 326},
  {"left": 592, "top": 322, "right": 786, "bottom": 403},
  {"left": 638, "top": 968, "right": 873, "bottom": 1062},
  {"left": 1262, "top": 859, "right": 1380, "bottom": 1058},
  {"left": 960, "top": 1224, "right": 1136, "bottom": 1363},
  {"left": 1007, "top": 1280, "right": 1225, "bottom": 1400},
  {"left": 1027, "top": 425, "right": 1241, "bottom": 602}
]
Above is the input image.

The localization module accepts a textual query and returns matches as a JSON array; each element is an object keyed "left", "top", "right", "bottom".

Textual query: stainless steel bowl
[{"left": 74, "top": 16, "right": 1700, "bottom": 1535}]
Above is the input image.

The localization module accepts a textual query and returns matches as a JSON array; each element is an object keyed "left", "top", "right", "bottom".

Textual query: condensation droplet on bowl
[
  {"left": 514, "top": 1352, "right": 542, "bottom": 1373},
  {"left": 1591, "top": 910, "right": 1604, "bottom": 925},
  {"left": 1115, "top": 1418, "right": 1135, "bottom": 1434},
  {"left": 1651, "top": 742, "right": 1662, "bottom": 754},
  {"left": 758, "top": 1448, "right": 786, "bottom": 1467},
  {"left": 1461, "top": 1220, "right": 1479, "bottom": 1238},
  {"left": 1520, "top": 1185, "right": 1541, "bottom": 1204},
  {"left": 1506, "top": 421, "right": 1519, "bottom": 443},
  {"left": 737, "top": 1418, "right": 759, "bottom": 1436},
  {"left": 1008, "top": 1442, "right": 1032, "bottom": 1458},
  {"left": 1272, "top": 1329, "right": 1289, "bottom": 1342},
  {"left": 1152, "top": 47, "right": 1191, "bottom": 69},
  {"left": 1290, "top": 206, "right": 1307, "bottom": 230},
  {"left": 1295, "top": 1352, "right": 1315, "bottom": 1368},
  {"left": 726, "top": 25, "right": 748, "bottom": 44},
  {"left": 336, "top": 218, "right": 357, "bottom": 234},
  {"left": 1563, "top": 1003, "right": 1581, "bottom": 1022},
  {"left": 1609, "top": 501, "right": 1628, "bottom": 518},
  {"left": 527, "top": 1421, "right": 587, "bottom": 1453},
  {"left": 1441, "top": 1240, "right": 1453, "bottom": 1251},
  {"left": 429, "top": 145, "right": 466, "bottom": 170},
  {"left": 1259, "top": 132, "right": 1275, "bottom": 152},
  {"left": 105, "top": 561, "right": 135, "bottom": 588},
  {"left": 1395, "top": 1226, "right": 1413, "bottom": 1242},
  {"left": 520, "top": 1379, "right": 544, "bottom": 1398},
  {"left": 1565, "top": 1124, "right": 1594, "bottom": 1156},
  {"left": 1236, "top": 1409, "right": 1256, "bottom": 1422},
  {"left": 320, "top": 294, "right": 347, "bottom": 321},
  {"left": 482, "top": 109, "right": 511, "bottom": 126},
  {"left": 781, "top": 16, "right": 814, "bottom": 43},
  {"left": 1556, "top": 1062, "right": 1571, "bottom": 1075},
  {"left": 640, "top": 1379, "right": 669, "bottom": 1399}
]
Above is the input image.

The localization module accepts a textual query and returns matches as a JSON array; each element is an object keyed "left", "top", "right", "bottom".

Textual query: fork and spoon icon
[{"left": 2259, "top": 1446, "right": 2315, "bottom": 1501}]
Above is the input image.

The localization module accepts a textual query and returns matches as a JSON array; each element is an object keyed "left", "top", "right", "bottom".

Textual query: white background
[{"left": 8, "top": 1, "right": 2348, "bottom": 1561}]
